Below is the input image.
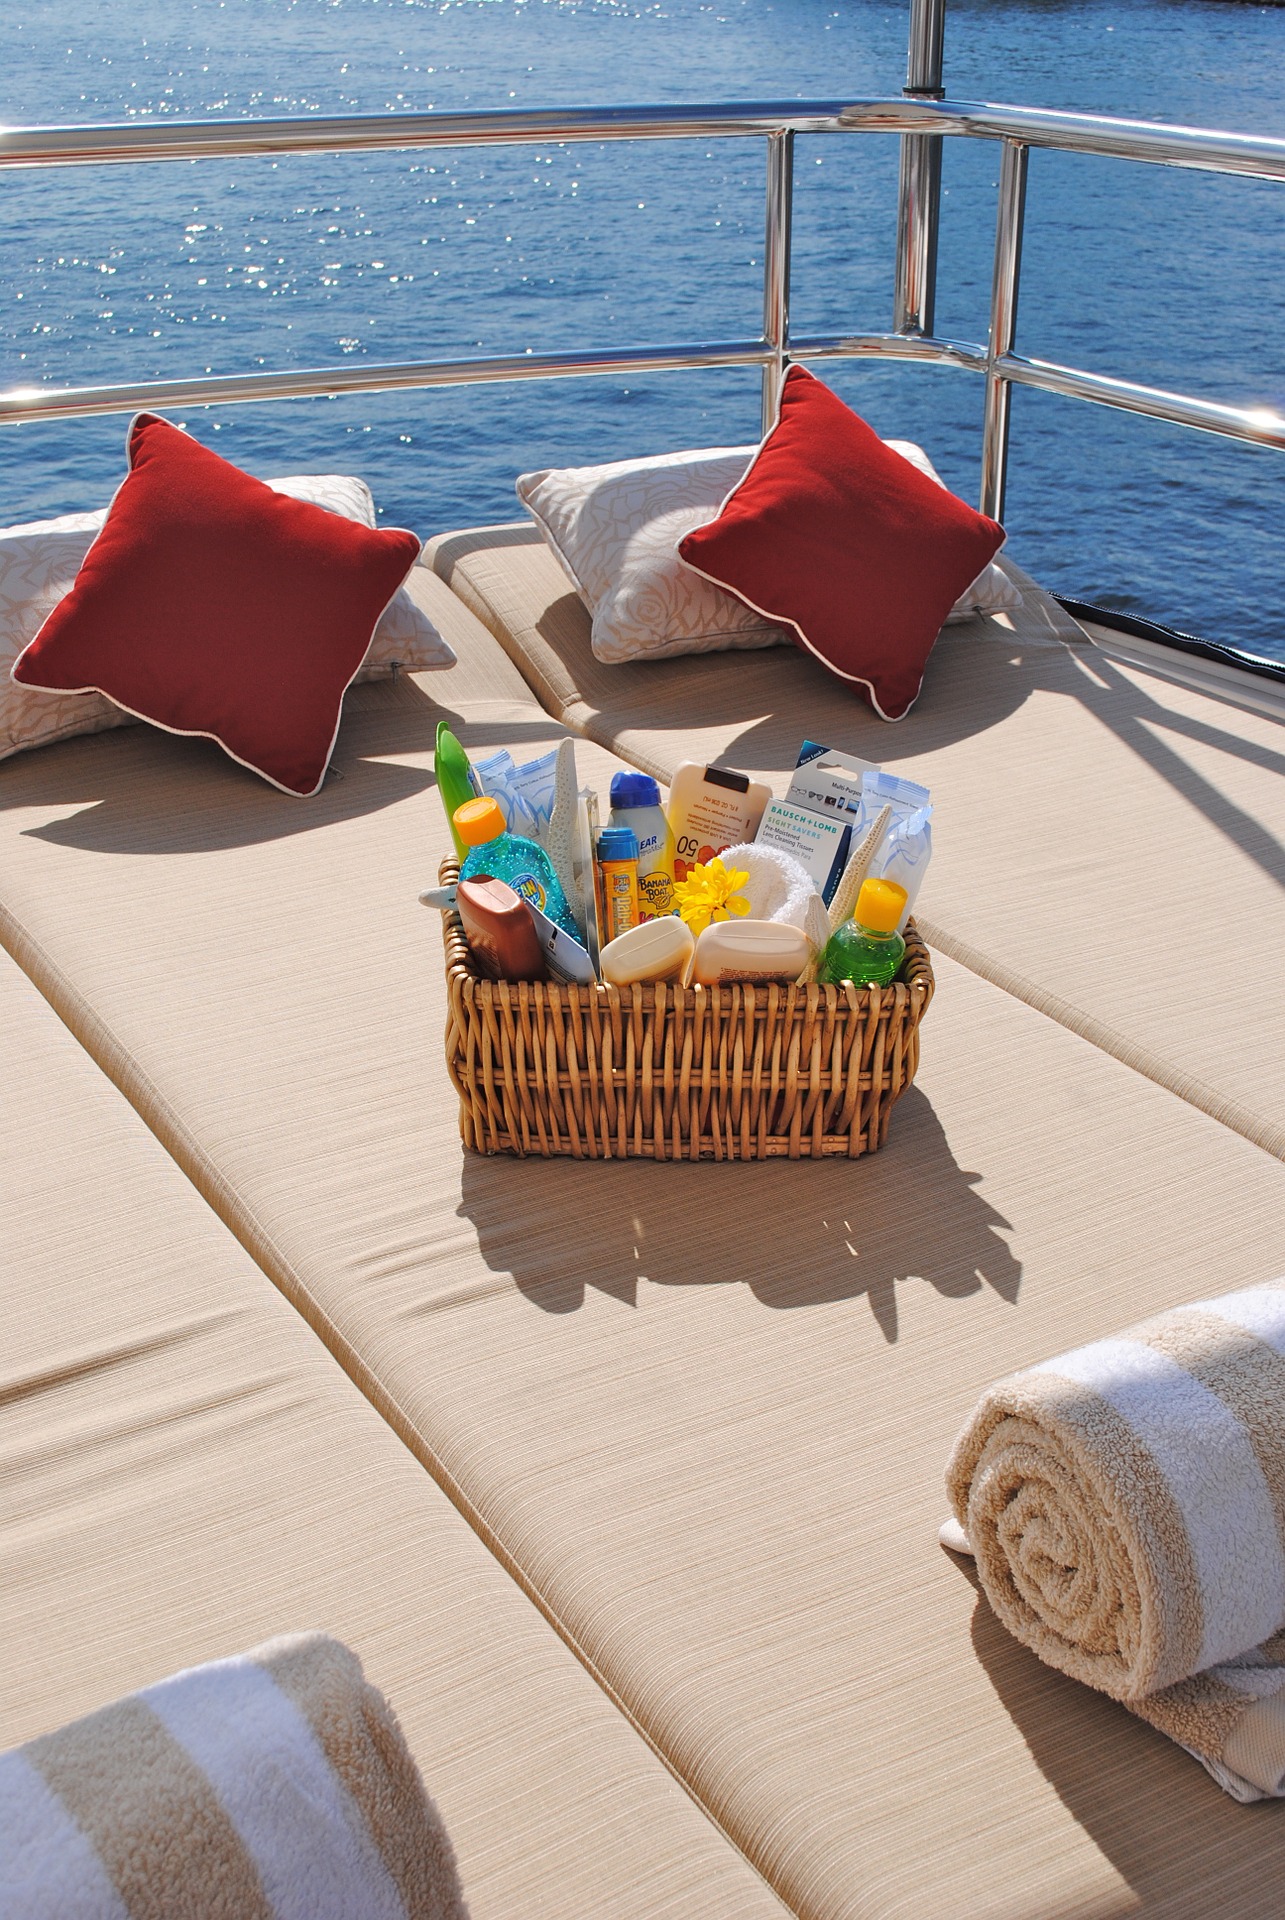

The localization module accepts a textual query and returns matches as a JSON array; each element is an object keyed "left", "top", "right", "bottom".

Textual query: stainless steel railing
[
  {"left": 1, "top": 82, "right": 1282, "bottom": 519},
  {"left": 893, "top": 0, "right": 946, "bottom": 338}
]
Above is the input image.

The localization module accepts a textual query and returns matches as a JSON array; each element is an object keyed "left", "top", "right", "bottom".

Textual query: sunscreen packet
[
  {"left": 873, "top": 803, "right": 933, "bottom": 932},
  {"left": 527, "top": 901, "right": 597, "bottom": 985}
]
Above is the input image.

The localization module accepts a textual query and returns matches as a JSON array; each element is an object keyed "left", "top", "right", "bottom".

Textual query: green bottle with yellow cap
[{"left": 816, "top": 876, "right": 909, "bottom": 987}]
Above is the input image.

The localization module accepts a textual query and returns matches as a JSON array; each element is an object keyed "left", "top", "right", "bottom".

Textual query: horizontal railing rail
[
  {"left": 840, "top": 98, "right": 1285, "bottom": 181},
  {"left": 0, "top": 93, "right": 1281, "bottom": 525},
  {"left": 0, "top": 341, "right": 778, "bottom": 424},
  {"left": 993, "top": 352, "right": 1285, "bottom": 450},
  {"left": 2, "top": 96, "right": 1282, "bottom": 176},
  {"left": 0, "top": 331, "right": 997, "bottom": 427},
  {"left": 0, "top": 102, "right": 853, "bottom": 169}
]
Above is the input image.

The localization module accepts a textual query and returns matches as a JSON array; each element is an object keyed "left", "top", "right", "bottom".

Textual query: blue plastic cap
[
  {"left": 596, "top": 826, "right": 638, "bottom": 862},
  {"left": 609, "top": 771, "right": 661, "bottom": 810}
]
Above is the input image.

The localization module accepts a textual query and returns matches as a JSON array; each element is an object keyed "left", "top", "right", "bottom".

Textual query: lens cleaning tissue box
[
  {"left": 754, "top": 798, "right": 849, "bottom": 901},
  {"left": 754, "top": 743, "right": 880, "bottom": 903}
]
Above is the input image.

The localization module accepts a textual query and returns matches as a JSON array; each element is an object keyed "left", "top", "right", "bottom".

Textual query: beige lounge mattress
[
  {"left": 0, "top": 946, "right": 782, "bottom": 1920},
  {"left": 427, "top": 525, "right": 1285, "bottom": 1158},
  {"left": 4, "top": 565, "right": 1285, "bottom": 1917}
]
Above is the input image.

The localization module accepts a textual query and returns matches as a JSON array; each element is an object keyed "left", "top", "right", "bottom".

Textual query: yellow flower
[{"left": 672, "top": 857, "right": 752, "bottom": 937}]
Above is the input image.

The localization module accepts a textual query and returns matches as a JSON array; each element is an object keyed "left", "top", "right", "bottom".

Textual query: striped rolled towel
[
  {"left": 946, "top": 1280, "right": 1285, "bottom": 1801},
  {"left": 0, "top": 1632, "right": 468, "bottom": 1918}
]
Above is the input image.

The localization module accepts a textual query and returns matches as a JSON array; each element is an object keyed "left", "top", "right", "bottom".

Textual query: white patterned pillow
[
  {"left": 518, "top": 447, "right": 790, "bottom": 665},
  {"left": 0, "top": 509, "right": 140, "bottom": 763},
  {"left": 517, "top": 442, "right": 1020, "bottom": 666},
  {"left": 0, "top": 474, "right": 453, "bottom": 767}
]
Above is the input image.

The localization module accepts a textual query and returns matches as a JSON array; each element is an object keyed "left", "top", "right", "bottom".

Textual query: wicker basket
[{"left": 440, "top": 858, "right": 934, "bottom": 1161}]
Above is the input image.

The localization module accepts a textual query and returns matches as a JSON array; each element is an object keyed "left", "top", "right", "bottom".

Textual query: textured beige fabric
[
  {"left": 0, "top": 956, "right": 783, "bottom": 1920},
  {"left": 4, "top": 651, "right": 1285, "bottom": 1916},
  {"left": 1225, "top": 1685, "right": 1285, "bottom": 1796},
  {"left": 399, "top": 562, "right": 538, "bottom": 706},
  {"left": 427, "top": 525, "right": 1285, "bottom": 1155},
  {"left": 947, "top": 1286, "right": 1285, "bottom": 1797}
]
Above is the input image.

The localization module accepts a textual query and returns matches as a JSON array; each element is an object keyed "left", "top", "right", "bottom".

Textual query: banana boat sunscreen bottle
[
  {"left": 596, "top": 827, "right": 640, "bottom": 942},
  {"left": 608, "top": 772, "right": 674, "bottom": 921}
]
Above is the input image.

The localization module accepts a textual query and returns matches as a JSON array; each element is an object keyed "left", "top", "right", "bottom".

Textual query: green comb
[{"left": 435, "top": 723, "right": 476, "bottom": 861}]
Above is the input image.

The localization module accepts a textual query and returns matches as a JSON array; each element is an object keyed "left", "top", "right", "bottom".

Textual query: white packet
[
  {"left": 473, "top": 746, "right": 561, "bottom": 846},
  {"left": 473, "top": 749, "right": 518, "bottom": 828},
  {"left": 505, "top": 747, "right": 560, "bottom": 848},
  {"left": 874, "top": 803, "right": 933, "bottom": 933},
  {"left": 855, "top": 770, "right": 931, "bottom": 845}
]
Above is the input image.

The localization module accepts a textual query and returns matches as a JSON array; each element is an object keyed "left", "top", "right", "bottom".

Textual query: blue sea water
[{"left": 1, "top": 0, "right": 1282, "bottom": 659}]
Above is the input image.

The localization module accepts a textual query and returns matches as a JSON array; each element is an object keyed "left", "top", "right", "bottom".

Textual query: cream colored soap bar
[
  {"left": 690, "top": 920, "right": 812, "bottom": 986},
  {"left": 600, "top": 916, "right": 695, "bottom": 986}
]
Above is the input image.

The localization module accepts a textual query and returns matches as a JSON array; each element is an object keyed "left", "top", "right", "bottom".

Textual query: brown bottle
[{"left": 456, "top": 876, "right": 547, "bottom": 982}]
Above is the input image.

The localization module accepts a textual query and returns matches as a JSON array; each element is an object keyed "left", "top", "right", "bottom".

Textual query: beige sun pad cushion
[
  {"left": 402, "top": 560, "right": 546, "bottom": 705},
  {"left": 3, "top": 648, "right": 1285, "bottom": 1918},
  {"left": 427, "top": 525, "right": 1285, "bottom": 1159},
  {"left": 0, "top": 953, "right": 783, "bottom": 1920}
]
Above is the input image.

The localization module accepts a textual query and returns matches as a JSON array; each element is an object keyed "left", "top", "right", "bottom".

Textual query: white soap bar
[
  {"left": 600, "top": 916, "right": 694, "bottom": 986},
  {"left": 690, "top": 920, "right": 813, "bottom": 986}
]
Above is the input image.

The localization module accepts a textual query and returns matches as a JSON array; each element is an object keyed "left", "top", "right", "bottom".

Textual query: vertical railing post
[
  {"left": 761, "top": 128, "right": 794, "bottom": 434},
  {"left": 893, "top": 0, "right": 945, "bottom": 336},
  {"left": 980, "top": 137, "right": 1028, "bottom": 521}
]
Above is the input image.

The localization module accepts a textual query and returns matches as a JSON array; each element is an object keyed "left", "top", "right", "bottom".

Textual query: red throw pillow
[
  {"left": 12, "top": 414, "right": 421, "bottom": 794},
  {"left": 678, "top": 367, "right": 1005, "bottom": 720}
]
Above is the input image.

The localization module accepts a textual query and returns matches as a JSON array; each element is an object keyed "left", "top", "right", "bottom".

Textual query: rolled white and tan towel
[
  {"left": 0, "top": 1632, "right": 468, "bottom": 1918},
  {"left": 947, "top": 1280, "right": 1285, "bottom": 1801}
]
